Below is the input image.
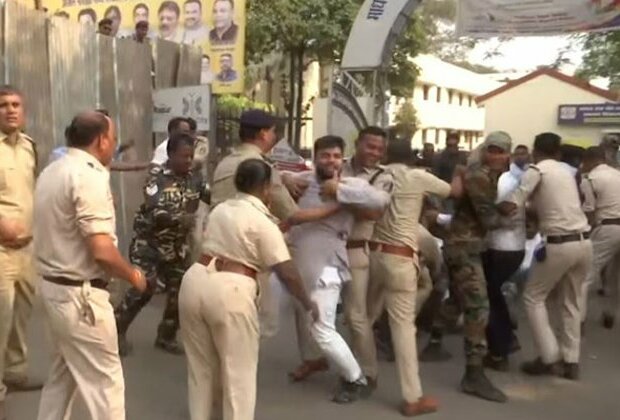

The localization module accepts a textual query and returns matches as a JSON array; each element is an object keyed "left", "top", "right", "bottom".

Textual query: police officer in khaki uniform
[
  {"left": 338, "top": 127, "right": 392, "bottom": 383},
  {"left": 363, "top": 140, "right": 460, "bottom": 417},
  {"left": 33, "top": 112, "right": 147, "bottom": 420},
  {"left": 180, "top": 159, "right": 318, "bottom": 420},
  {"left": 579, "top": 146, "right": 620, "bottom": 328},
  {"left": 501, "top": 132, "right": 592, "bottom": 380},
  {"left": 0, "top": 86, "right": 42, "bottom": 420}
]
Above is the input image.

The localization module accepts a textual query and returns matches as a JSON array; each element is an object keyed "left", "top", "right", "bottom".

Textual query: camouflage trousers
[
  {"left": 443, "top": 244, "right": 489, "bottom": 366},
  {"left": 115, "top": 239, "right": 190, "bottom": 342}
]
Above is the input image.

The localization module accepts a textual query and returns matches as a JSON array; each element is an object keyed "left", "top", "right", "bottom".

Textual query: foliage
[
  {"left": 576, "top": 32, "right": 620, "bottom": 86},
  {"left": 392, "top": 100, "right": 418, "bottom": 141},
  {"left": 216, "top": 95, "right": 272, "bottom": 113}
]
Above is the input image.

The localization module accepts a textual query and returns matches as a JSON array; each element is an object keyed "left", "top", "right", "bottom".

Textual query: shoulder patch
[{"left": 146, "top": 184, "right": 158, "bottom": 196}]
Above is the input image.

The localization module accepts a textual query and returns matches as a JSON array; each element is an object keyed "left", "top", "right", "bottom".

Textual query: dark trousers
[{"left": 481, "top": 249, "right": 524, "bottom": 357}]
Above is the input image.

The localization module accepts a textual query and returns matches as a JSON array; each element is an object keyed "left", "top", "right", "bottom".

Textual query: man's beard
[{"left": 316, "top": 165, "right": 336, "bottom": 180}]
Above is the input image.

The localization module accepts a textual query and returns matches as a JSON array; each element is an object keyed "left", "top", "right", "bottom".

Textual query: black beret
[{"left": 239, "top": 109, "right": 276, "bottom": 129}]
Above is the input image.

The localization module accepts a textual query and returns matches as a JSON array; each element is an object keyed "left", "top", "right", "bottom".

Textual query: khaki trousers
[
  {"left": 293, "top": 301, "right": 323, "bottom": 362},
  {"left": 344, "top": 246, "right": 376, "bottom": 377},
  {"left": 523, "top": 239, "right": 592, "bottom": 364},
  {"left": 37, "top": 281, "right": 125, "bottom": 420},
  {"left": 581, "top": 225, "right": 620, "bottom": 321},
  {"left": 0, "top": 246, "right": 36, "bottom": 400},
  {"left": 180, "top": 264, "right": 259, "bottom": 420},
  {"left": 367, "top": 251, "right": 422, "bottom": 403}
]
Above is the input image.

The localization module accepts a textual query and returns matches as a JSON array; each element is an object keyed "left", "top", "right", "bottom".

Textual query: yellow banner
[{"left": 42, "top": 0, "right": 245, "bottom": 94}]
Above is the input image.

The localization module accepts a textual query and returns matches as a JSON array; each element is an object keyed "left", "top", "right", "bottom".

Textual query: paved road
[{"left": 7, "top": 293, "right": 620, "bottom": 419}]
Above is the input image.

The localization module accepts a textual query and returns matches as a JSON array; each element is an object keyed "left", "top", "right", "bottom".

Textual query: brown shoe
[
  {"left": 400, "top": 396, "right": 439, "bottom": 417},
  {"left": 288, "top": 359, "right": 328, "bottom": 382}
]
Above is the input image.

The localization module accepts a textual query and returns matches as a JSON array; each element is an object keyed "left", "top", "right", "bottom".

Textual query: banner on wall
[
  {"left": 457, "top": 0, "right": 620, "bottom": 37},
  {"left": 42, "top": 0, "right": 246, "bottom": 94}
]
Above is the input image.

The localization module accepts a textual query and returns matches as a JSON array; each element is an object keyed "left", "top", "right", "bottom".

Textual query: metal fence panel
[
  {"left": 48, "top": 17, "right": 98, "bottom": 147},
  {"left": 97, "top": 34, "right": 118, "bottom": 124},
  {"left": 113, "top": 39, "right": 153, "bottom": 258},
  {"left": 177, "top": 43, "right": 201, "bottom": 86},
  {"left": 154, "top": 39, "right": 178, "bottom": 89},
  {"left": 4, "top": 0, "right": 53, "bottom": 163}
]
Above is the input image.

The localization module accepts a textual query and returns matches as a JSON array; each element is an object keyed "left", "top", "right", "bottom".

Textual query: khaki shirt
[
  {"left": 581, "top": 163, "right": 620, "bottom": 225},
  {"left": 509, "top": 159, "right": 589, "bottom": 236},
  {"left": 203, "top": 193, "right": 290, "bottom": 272},
  {"left": 0, "top": 131, "right": 36, "bottom": 247},
  {"left": 33, "top": 148, "right": 117, "bottom": 281},
  {"left": 211, "top": 143, "right": 297, "bottom": 220},
  {"left": 341, "top": 159, "right": 392, "bottom": 241},
  {"left": 373, "top": 163, "right": 451, "bottom": 252}
]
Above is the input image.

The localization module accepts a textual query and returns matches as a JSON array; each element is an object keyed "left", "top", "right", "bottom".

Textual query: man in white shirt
[
  {"left": 482, "top": 144, "right": 529, "bottom": 371},
  {"left": 151, "top": 117, "right": 192, "bottom": 166}
]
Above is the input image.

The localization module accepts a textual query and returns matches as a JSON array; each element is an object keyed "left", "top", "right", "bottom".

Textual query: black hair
[
  {"left": 514, "top": 144, "right": 529, "bottom": 152},
  {"left": 0, "top": 85, "right": 22, "bottom": 98},
  {"left": 358, "top": 126, "right": 387, "bottom": 142},
  {"left": 167, "top": 117, "right": 189, "bottom": 135},
  {"left": 65, "top": 112, "right": 110, "bottom": 148},
  {"left": 98, "top": 18, "right": 113, "bottom": 28},
  {"left": 560, "top": 144, "right": 585, "bottom": 169},
  {"left": 159, "top": 1, "right": 180, "bottom": 17},
  {"left": 533, "top": 132, "right": 562, "bottom": 157},
  {"left": 314, "top": 135, "right": 345, "bottom": 156},
  {"left": 187, "top": 117, "right": 197, "bottom": 132},
  {"left": 78, "top": 8, "right": 97, "bottom": 22},
  {"left": 583, "top": 146, "right": 606, "bottom": 162},
  {"left": 446, "top": 131, "right": 460, "bottom": 142},
  {"left": 54, "top": 11, "right": 70, "bottom": 18},
  {"left": 136, "top": 20, "right": 149, "bottom": 29},
  {"left": 386, "top": 139, "right": 414, "bottom": 164},
  {"left": 104, "top": 5, "right": 121, "bottom": 19},
  {"left": 234, "top": 159, "right": 272, "bottom": 194},
  {"left": 133, "top": 3, "right": 149, "bottom": 15},
  {"left": 184, "top": 0, "right": 202, "bottom": 9},
  {"left": 167, "top": 133, "right": 195, "bottom": 156}
]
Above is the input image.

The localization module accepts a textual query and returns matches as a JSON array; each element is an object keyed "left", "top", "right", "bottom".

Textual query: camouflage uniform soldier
[
  {"left": 442, "top": 132, "right": 512, "bottom": 403},
  {"left": 115, "top": 133, "right": 209, "bottom": 355}
]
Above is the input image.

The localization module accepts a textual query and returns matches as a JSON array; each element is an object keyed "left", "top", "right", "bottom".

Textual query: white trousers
[
  {"left": 307, "top": 268, "right": 363, "bottom": 382},
  {"left": 37, "top": 281, "right": 125, "bottom": 420}
]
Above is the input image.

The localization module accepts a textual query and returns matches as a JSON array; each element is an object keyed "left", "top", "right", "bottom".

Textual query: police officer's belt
[
  {"left": 43, "top": 276, "right": 108, "bottom": 290},
  {"left": 601, "top": 218, "right": 620, "bottom": 226},
  {"left": 368, "top": 242, "right": 416, "bottom": 258},
  {"left": 546, "top": 232, "right": 590, "bottom": 244},
  {"left": 346, "top": 240, "right": 367, "bottom": 249},
  {"left": 198, "top": 255, "right": 257, "bottom": 280}
]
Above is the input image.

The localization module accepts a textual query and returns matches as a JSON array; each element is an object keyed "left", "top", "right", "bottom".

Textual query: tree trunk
[
  {"left": 287, "top": 50, "right": 296, "bottom": 145},
  {"left": 294, "top": 47, "right": 305, "bottom": 150}
]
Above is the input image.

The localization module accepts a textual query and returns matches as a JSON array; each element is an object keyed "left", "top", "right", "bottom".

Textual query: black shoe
[
  {"left": 521, "top": 358, "right": 563, "bottom": 377},
  {"left": 562, "top": 362, "right": 580, "bottom": 380},
  {"left": 154, "top": 337, "right": 185, "bottom": 355},
  {"left": 332, "top": 378, "right": 367, "bottom": 404},
  {"left": 419, "top": 341, "right": 452, "bottom": 362},
  {"left": 602, "top": 313, "right": 615, "bottom": 329},
  {"left": 460, "top": 365, "right": 507, "bottom": 403},
  {"left": 118, "top": 334, "right": 133, "bottom": 357},
  {"left": 483, "top": 354, "right": 509, "bottom": 372}
]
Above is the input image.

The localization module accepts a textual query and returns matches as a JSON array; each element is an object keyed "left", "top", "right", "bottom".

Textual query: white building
[
  {"left": 477, "top": 68, "right": 620, "bottom": 149},
  {"left": 390, "top": 54, "right": 502, "bottom": 151}
]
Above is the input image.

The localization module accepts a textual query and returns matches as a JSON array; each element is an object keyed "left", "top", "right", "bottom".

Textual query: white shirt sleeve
[
  {"left": 337, "top": 177, "right": 389, "bottom": 209},
  {"left": 151, "top": 140, "right": 169, "bottom": 165}
]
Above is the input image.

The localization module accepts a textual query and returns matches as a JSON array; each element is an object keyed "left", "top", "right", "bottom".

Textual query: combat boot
[
  {"left": 155, "top": 324, "right": 184, "bottom": 355},
  {"left": 461, "top": 365, "right": 507, "bottom": 403}
]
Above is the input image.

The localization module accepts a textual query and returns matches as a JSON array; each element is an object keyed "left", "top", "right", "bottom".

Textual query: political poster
[
  {"left": 457, "top": 0, "right": 620, "bottom": 37},
  {"left": 42, "top": 0, "right": 246, "bottom": 94},
  {"left": 153, "top": 85, "right": 211, "bottom": 132}
]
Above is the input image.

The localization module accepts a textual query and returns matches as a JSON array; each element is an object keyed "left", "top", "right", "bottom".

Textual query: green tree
[
  {"left": 392, "top": 100, "right": 419, "bottom": 142},
  {"left": 576, "top": 32, "right": 620, "bottom": 87}
]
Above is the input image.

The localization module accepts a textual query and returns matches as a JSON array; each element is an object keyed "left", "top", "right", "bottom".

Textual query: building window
[
  {"left": 459, "top": 93, "right": 464, "bottom": 106},
  {"left": 423, "top": 85, "right": 430, "bottom": 100},
  {"left": 469, "top": 95, "right": 474, "bottom": 107},
  {"left": 448, "top": 90, "right": 454, "bottom": 104},
  {"left": 436, "top": 87, "right": 442, "bottom": 103},
  {"left": 435, "top": 129, "right": 441, "bottom": 145},
  {"left": 422, "top": 129, "right": 428, "bottom": 142}
]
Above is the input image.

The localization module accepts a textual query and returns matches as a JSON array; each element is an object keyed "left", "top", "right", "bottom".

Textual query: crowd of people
[{"left": 1, "top": 83, "right": 620, "bottom": 420}]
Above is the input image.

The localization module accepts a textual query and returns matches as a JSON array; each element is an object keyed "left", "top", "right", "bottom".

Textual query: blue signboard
[{"left": 558, "top": 103, "right": 620, "bottom": 125}]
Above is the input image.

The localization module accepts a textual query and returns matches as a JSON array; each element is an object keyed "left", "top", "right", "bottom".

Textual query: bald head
[{"left": 65, "top": 111, "right": 110, "bottom": 148}]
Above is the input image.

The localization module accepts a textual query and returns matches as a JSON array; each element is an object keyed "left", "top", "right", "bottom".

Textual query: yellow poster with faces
[{"left": 41, "top": 0, "right": 246, "bottom": 94}]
